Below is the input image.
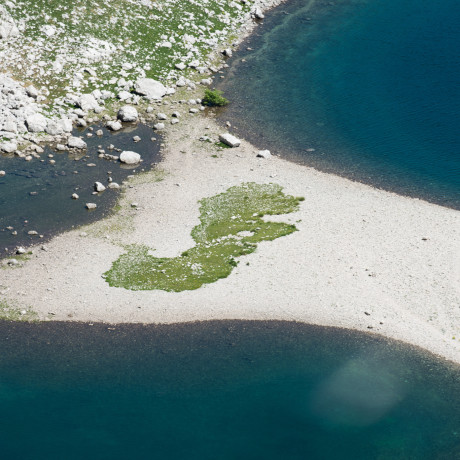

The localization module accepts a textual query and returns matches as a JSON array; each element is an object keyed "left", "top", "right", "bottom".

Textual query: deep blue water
[
  {"left": 217, "top": 0, "right": 460, "bottom": 209},
  {"left": 0, "top": 320, "right": 458, "bottom": 459}
]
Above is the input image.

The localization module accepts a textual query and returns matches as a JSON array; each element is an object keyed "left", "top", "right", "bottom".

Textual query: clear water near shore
[
  {"left": 217, "top": 0, "right": 460, "bottom": 209},
  {"left": 0, "top": 124, "right": 162, "bottom": 255},
  {"left": 0, "top": 320, "right": 458, "bottom": 459}
]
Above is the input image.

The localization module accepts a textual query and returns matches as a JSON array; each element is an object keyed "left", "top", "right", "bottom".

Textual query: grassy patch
[
  {"left": 202, "top": 88, "right": 229, "bottom": 106},
  {"left": 0, "top": 300, "right": 38, "bottom": 322},
  {"left": 4, "top": 0, "right": 254, "bottom": 108},
  {"left": 104, "top": 182, "right": 303, "bottom": 291}
]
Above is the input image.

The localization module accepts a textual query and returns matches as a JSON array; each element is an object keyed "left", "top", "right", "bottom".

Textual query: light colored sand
[{"left": 1, "top": 113, "right": 459, "bottom": 363}]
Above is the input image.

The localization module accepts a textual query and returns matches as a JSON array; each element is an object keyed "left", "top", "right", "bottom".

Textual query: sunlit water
[
  {"left": 217, "top": 0, "right": 460, "bottom": 209},
  {"left": 0, "top": 320, "right": 458, "bottom": 459}
]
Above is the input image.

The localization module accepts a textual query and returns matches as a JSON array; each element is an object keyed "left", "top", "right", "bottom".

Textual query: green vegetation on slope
[
  {"left": 3, "top": 0, "right": 254, "bottom": 102},
  {"left": 104, "top": 182, "right": 303, "bottom": 291}
]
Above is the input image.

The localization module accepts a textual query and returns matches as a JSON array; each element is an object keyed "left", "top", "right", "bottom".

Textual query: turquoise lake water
[
  {"left": 217, "top": 0, "right": 460, "bottom": 209},
  {"left": 0, "top": 320, "right": 458, "bottom": 459}
]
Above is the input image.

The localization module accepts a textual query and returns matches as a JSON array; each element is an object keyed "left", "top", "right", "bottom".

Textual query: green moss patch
[
  {"left": 0, "top": 300, "right": 38, "bottom": 322},
  {"left": 104, "top": 182, "right": 303, "bottom": 292}
]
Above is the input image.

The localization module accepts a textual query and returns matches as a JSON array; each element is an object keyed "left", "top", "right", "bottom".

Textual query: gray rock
[
  {"left": 67, "top": 137, "right": 87, "bottom": 149},
  {"left": 0, "top": 170, "right": 5, "bottom": 176},
  {"left": 175, "top": 62, "right": 186, "bottom": 71},
  {"left": 26, "top": 113, "right": 47, "bottom": 132},
  {"left": 157, "top": 113, "right": 167, "bottom": 120},
  {"left": 45, "top": 117, "right": 72, "bottom": 135},
  {"left": 94, "top": 181, "right": 106, "bottom": 192},
  {"left": 153, "top": 122, "right": 165, "bottom": 130},
  {"left": 108, "top": 182, "right": 120, "bottom": 189},
  {"left": 25, "top": 85, "right": 39, "bottom": 99},
  {"left": 106, "top": 120, "right": 122, "bottom": 131},
  {"left": 219, "top": 133, "right": 241, "bottom": 147},
  {"left": 120, "top": 150, "right": 141, "bottom": 164},
  {"left": 254, "top": 8, "right": 265, "bottom": 19},
  {"left": 117, "top": 105, "right": 138, "bottom": 122},
  {"left": 86, "top": 203, "right": 97, "bottom": 210},
  {"left": 71, "top": 193, "right": 79, "bottom": 199},
  {"left": 0, "top": 141, "right": 17, "bottom": 153},
  {"left": 78, "top": 94, "right": 100, "bottom": 112},
  {"left": 257, "top": 149, "right": 271, "bottom": 159},
  {"left": 134, "top": 78, "right": 166, "bottom": 99}
]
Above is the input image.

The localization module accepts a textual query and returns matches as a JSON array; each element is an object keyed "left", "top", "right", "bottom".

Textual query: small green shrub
[{"left": 202, "top": 89, "right": 229, "bottom": 107}]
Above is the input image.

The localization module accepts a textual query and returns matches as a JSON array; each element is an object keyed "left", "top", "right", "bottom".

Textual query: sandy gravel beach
[{"left": 1, "top": 112, "right": 459, "bottom": 363}]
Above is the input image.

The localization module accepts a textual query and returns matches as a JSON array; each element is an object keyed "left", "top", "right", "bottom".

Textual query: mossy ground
[
  {"left": 5, "top": 0, "right": 254, "bottom": 104},
  {"left": 0, "top": 300, "right": 38, "bottom": 321},
  {"left": 104, "top": 182, "right": 303, "bottom": 291}
]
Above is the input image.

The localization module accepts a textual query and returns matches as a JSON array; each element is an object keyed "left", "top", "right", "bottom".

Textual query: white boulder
[
  {"left": 0, "top": 141, "right": 17, "bottom": 153},
  {"left": 26, "top": 85, "right": 39, "bottom": 99},
  {"left": 120, "top": 151, "right": 141, "bottom": 165},
  {"left": 67, "top": 137, "right": 87, "bottom": 149},
  {"left": 134, "top": 78, "right": 166, "bottom": 99},
  {"left": 117, "top": 105, "right": 138, "bottom": 122},
  {"left": 45, "top": 117, "right": 73, "bottom": 135},
  {"left": 257, "top": 150, "right": 271, "bottom": 159},
  {"left": 94, "top": 182, "right": 106, "bottom": 192},
  {"left": 78, "top": 94, "right": 100, "bottom": 112},
  {"left": 0, "top": 6, "right": 19, "bottom": 40},
  {"left": 219, "top": 133, "right": 241, "bottom": 148},
  {"left": 26, "top": 113, "right": 47, "bottom": 132},
  {"left": 106, "top": 120, "right": 122, "bottom": 131}
]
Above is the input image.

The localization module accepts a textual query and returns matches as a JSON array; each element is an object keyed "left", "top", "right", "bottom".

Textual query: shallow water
[
  {"left": 0, "top": 124, "right": 161, "bottom": 255},
  {"left": 217, "top": 0, "right": 460, "bottom": 209},
  {"left": 0, "top": 320, "right": 458, "bottom": 459}
]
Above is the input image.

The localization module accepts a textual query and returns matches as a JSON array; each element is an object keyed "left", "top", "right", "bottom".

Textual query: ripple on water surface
[
  {"left": 217, "top": 0, "right": 460, "bottom": 209},
  {"left": 0, "top": 320, "right": 458, "bottom": 459}
]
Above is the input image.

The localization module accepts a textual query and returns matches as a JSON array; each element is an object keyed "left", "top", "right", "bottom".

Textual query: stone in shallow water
[
  {"left": 94, "top": 182, "right": 106, "bottom": 192},
  {"left": 117, "top": 106, "right": 138, "bottom": 123},
  {"left": 67, "top": 137, "right": 87, "bottom": 150},
  {"left": 120, "top": 151, "right": 141, "bottom": 165},
  {"left": 106, "top": 120, "right": 122, "bottom": 131}
]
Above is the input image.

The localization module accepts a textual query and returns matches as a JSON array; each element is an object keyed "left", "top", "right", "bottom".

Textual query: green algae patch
[{"left": 104, "top": 183, "right": 303, "bottom": 292}]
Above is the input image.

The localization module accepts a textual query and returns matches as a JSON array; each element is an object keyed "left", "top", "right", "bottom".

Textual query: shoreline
[
  {"left": 0, "top": 0, "right": 459, "bottom": 364},
  {"left": 1, "top": 111, "right": 459, "bottom": 364}
]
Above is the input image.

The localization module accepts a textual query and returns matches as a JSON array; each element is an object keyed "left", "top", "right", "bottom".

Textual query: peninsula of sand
[
  {"left": 0, "top": 0, "right": 458, "bottom": 365},
  {"left": 1, "top": 110, "right": 459, "bottom": 364}
]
